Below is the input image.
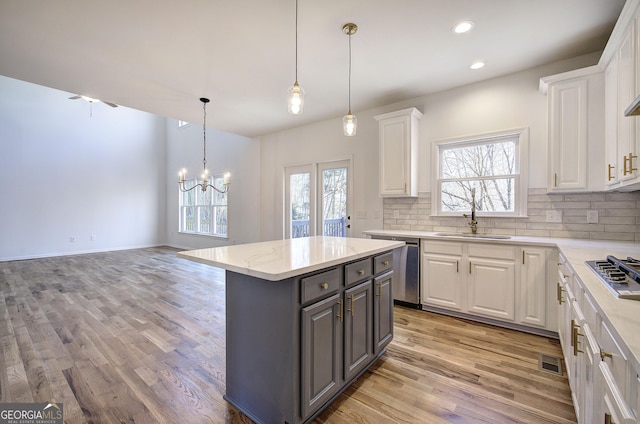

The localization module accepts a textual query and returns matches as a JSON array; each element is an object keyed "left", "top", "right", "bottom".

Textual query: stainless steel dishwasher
[{"left": 370, "top": 235, "right": 420, "bottom": 308}]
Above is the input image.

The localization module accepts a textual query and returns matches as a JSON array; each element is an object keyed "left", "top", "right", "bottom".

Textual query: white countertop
[
  {"left": 364, "top": 229, "right": 640, "bottom": 372},
  {"left": 177, "top": 236, "right": 404, "bottom": 281}
]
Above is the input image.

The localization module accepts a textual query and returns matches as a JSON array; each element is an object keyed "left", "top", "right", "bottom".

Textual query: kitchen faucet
[{"left": 463, "top": 188, "right": 478, "bottom": 234}]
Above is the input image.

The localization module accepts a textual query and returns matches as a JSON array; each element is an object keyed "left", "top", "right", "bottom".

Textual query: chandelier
[{"left": 178, "top": 98, "right": 230, "bottom": 193}]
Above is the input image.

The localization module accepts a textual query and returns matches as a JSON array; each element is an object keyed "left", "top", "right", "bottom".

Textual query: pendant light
[
  {"left": 342, "top": 23, "right": 358, "bottom": 136},
  {"left": 287, "top": 0, "right": 304, "bottom": 114},
  {"left": 178, "top": 98, "right": 230, "bottom": 193}
]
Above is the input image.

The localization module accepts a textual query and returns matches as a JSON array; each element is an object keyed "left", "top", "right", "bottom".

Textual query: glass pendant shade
[
  {"left": 343, "top": 113, "right": 357, "bottom": 136},
  {"left": 287, "top": 81, "right": 304, "bottom": 114}
]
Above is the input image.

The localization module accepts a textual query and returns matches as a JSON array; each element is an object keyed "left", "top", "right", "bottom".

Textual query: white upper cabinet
[
  {"left": 601, "top": 1, "right": 640, "bottom": 191},
  {"left": 540, "top": 67, "right": 604, "bottom": 193},
  {"left": 374, "top": 107, "right": 422, "bottom": 197}
]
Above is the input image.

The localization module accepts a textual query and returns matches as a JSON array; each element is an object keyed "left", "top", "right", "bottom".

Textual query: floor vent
[{"left": 538, "top": 353, "right": 563, "bottom": 376}]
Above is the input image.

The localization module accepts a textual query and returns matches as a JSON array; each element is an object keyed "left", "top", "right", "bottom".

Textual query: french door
[{"left": 285, "top": 160, "right": 351, "bottom": 239}]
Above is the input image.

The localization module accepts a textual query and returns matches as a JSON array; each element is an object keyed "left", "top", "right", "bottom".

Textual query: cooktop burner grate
[{"left": 585, "top": 256, "right": 640, "bottom": 300}]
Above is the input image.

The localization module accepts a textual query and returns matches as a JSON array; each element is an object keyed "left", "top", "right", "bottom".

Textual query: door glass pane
[
  {"left": 290, "top": 173, "right": 310, "bottom": 238},
  {"left": 321, "top": 167, "right": 347, "bottom": 237}
]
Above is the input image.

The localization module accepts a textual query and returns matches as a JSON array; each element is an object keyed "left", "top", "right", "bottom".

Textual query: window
[
  {"left": 179, "top": 175, "right": 228, "bottom": 237},
  {"left": 434, "top": 129, "right": 528, "bottom": 217}
]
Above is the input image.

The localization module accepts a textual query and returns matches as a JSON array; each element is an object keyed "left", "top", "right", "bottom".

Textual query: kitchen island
[{"left": 178, "top": 236, "right": 404, "bottom": 424}]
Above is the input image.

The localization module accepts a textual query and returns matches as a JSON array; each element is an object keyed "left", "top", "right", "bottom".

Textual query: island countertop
[{"left": 177, "top": 236, "right": 405, "bottom": 281}]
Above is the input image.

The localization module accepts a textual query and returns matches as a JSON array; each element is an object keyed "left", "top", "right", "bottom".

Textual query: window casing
[
  {"left": 433, "top": 128, "right": 528, "bottom": 217},
  {"left": 179, "top": 175, "right": 228, "bottom": 237}
]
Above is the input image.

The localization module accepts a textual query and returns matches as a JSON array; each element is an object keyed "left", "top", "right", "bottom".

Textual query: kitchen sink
[{"left": 433, "top": 232, "right": 511, "bottom": 240}]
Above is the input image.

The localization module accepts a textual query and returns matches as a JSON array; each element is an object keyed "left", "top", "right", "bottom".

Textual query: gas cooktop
[{"left": 585, "top": 256, "right": 640, "bottom": 300}]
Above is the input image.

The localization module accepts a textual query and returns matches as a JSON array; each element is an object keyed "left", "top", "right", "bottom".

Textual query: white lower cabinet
[
  {"left": 557, "top": 252, "right": 638, "bottom": 424},
  {"left": 467, "top": 249, "right": 516, "bottom": 321},
  {"left": 422, "top": 241, "right": 464, "bottom": 311},
  {"left": 422, "top": 240, "right": 555, "bottom": 332}
]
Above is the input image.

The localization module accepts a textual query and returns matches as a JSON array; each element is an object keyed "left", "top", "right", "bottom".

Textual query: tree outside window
[{"left": 436, "top": 130, "right": 527, "bottom": 217}]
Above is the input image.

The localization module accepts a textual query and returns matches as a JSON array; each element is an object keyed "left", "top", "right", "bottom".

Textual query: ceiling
[{"left": 0, "top": 0, "right": 627, "bottom": 138}]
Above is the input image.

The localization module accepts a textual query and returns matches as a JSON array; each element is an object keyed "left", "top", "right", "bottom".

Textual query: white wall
[
  {"left": 165, "top": 119, "right": 261, "bottom": 249},
  {"left": 0, "top": 76, "right": 167, "bottom": 260},
  {"left": 259, "top": 52, "right": 602, "bottom": 241}
]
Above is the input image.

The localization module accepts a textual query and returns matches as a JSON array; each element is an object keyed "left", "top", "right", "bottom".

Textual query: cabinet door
[
  {"left": 519, "top": 248, "right": 547, "bottom": 328},
  {"left": 422, "top": 253, "right": 464, "bottom": 310},
  {"left": 605, "top": 56, "right": 620, "bottom": 187},
  {"left": 618, "top": 27, "right": 638, "bottom": 183},
  {"left": 467, "top": 257, "right": 515, "bottom": 321},
  {"left": 344, "top": 281, "right": 373, "bottom": 381},
  {"left": 548, "top": 78, "right": 588, "bottom": 191},
  {"left": 373, "top": 271, "right": 393, "bottom": 353},
  {"left": 376, "top": 108, "right": 422, "bottom": 197},
  {"left": 301, "top": 293, "right": 341, "bottom": 419}
]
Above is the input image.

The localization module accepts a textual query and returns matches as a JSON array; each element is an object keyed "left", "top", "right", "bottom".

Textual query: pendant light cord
[
  {"left": 348, "top": 31, "right": 352, "bottom": 114},
  {"left": 202, "top": 100, "right": 207, "bottom": 173},
  {"left": 295, "top": 0, "right": 299, "bottom": 83}
]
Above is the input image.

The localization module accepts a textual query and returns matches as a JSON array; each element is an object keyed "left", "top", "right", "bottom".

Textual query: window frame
[
  {"left": 178, "top": 174, "right": 228, "bottom": 238},
  {"left": 432, "top": 128, "right": 529, "bottom": 218}
]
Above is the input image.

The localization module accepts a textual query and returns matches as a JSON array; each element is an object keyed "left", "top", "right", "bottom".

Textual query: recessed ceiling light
[
  {"left": 470, "top": 62, "right": 485, "bottom": 70},
  {"left": 453, "top": 21, "right": 475, "bottom": 34}
]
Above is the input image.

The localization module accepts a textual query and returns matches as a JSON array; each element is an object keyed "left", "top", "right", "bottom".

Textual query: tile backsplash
[{"left": 383, "top": 188, "right": 640, "bottom": 241}]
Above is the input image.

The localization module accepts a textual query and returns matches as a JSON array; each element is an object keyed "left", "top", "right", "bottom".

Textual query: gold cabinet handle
[
  {"left": 623, "top": 153, "right": 637, "bottom": 175},
  {"left": 456, "top": 260, "right": 459, "bottom": 273},
  {"left": 382, "top": 260, "right": 390, "bottom": 267},
  {"left": 320, "top": 283, "right": 329, "bottom": 290},
  {"left": 522, "top": 250, "right": 525, "bottom": 265},
  {"left": 572, "top": 321, "right": 584, "bottom": 356},
  {"left": 469, "top": 262, "right": 472, "bottom": 274},
  {"left": 357, "top": 269, "right": 365, "bottom": 276},
  {"left": 337, "top": 299, "right": 343, "bottom": 322},
  {"left": 349, "top": 294, "right": 355, "bottom": 316},
  {"left": 605, "top": 412, "right": 615, "bottom": 424},
  {"left": 377, "top": 281, "right": 381, "bottom": 297},
  {"left": 608, "top": 164, "right": 615, "bottom": 181},
  {"left": 556, "top": 282, "right": 564, "bottom": 305},
  {"left": 600, "top": 347, "right": 613, "bottom": 361},
  {"left": 554, "top": 172, "right": 558, "bottom": 187}
]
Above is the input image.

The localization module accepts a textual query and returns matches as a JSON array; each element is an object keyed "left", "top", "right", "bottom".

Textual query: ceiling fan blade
[{"left": 103, "top": 101, "right": 118, "bottom": 108}]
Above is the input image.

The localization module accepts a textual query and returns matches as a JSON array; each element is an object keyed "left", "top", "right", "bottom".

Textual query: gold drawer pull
[
  {"left": 572, "top": 321, "right": 584, "bottom": 356},
  {"left": 608, "top": 164, "right": 615, "bottom": 181},
  {"left": 556, "top": 282, "right": 564, "bottom": 305},
  {"left": 600, "top": 348, "right": 613, "bottom": 361},
  {"left": 320, "top": 283, "right": 329, "bottom": 290},
  {"left": 357, "top": 269, "right": 365, "bottom": 276}
]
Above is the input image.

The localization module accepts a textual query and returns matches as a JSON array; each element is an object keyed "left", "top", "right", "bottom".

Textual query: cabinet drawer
[
  {"left": 374, "top": 252, "right": 393, "bottom": 275},
  {"left": 423, "top": 240, "right": 463, "bottom": 255},
  {"left": 467, "top": 243, "right": 517, "bottom": 260},
  {"left": 301, "top": 268, "right": 340, "bottom": 304},
  {"left": 345, "top": 258, "right": 372, "bottom": 286},
  {"left": 600, "top": 319, "right": 629, "bottom": 402}
]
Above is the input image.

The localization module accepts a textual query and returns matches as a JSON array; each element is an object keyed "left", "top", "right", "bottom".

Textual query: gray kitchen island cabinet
[{"left": 178, "top": 236, "right": 403, "bottom": 424}]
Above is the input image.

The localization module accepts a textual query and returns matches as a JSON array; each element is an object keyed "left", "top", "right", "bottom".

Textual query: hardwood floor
[{"left": 0, "top": 247, "right": 576, "bottom": 423}]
